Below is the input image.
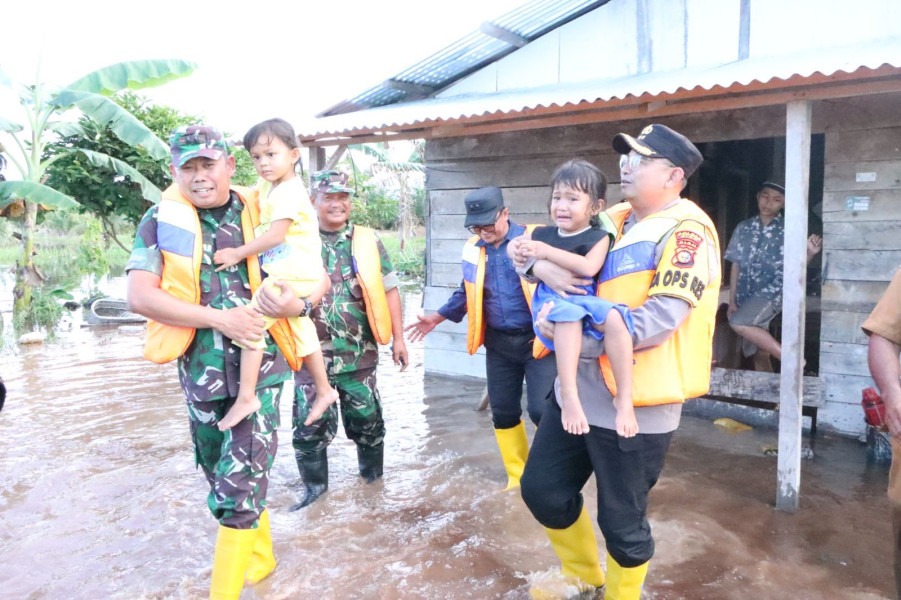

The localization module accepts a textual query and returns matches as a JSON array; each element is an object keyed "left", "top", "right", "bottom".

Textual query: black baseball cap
[
  {"left": 464, "top": 187, "right": 505, "bottom": 228},
  {"left": 760, "top": 181, "right": 785, "bottom": 194},
  {"left": 612, "top": 124, "right": 703, "bottom": 178}
]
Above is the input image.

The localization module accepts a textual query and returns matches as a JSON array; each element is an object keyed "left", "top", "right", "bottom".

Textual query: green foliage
[
  {"left": 352, "top": 189, "right": 399, "bottom": 230},
  {"left": 379, "top": 235, "right": 425, "bottom": 280},
  {"left": 0, "top": 181, "right": 78, "bottom": 211},
  {"left": 13, "top": 285, "right": 66, "bottom": 334},
  {"left": 0, "top": 213, "right": 130, "bottom": 278},
  {"left": 1, "top": 59, "right": 195, "bottom": 326},
  {"left": 0, "top": 213, "right": 131, "bottom": 336},
  {"left": 44, "top": 91, "right": 198, "bottom": 226},
  {"left": 411, "top": 187, "right": 426, "bottom": 224},
  {"left": 63, "top": 59, "right": 197, "bottom": 97},
  {"left": 230, "top": 145, "right": 258, "bottom": 187},
  {"left": 339, "top": 141, "right": 426, "bottom": 244},
  {"left": 76, "top": 218, "right": 110, "bottom": 289}
]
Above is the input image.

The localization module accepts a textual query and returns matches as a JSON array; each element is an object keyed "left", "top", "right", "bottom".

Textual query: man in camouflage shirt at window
[
  {"left": 285, "top": 169, "right": 409, "bottom": 510},
  {"left": 126, "top": 125, "right": 326, "bottom": 599},
  {"left": 725, "top": 181, "right": 822, "bottom": 370}
]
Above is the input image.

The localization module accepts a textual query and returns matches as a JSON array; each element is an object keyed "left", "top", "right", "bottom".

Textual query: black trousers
[
  {"left": 521, "top": 401, "right": 673, "bottom": 568},
  {"left": 483, "top": 327, "right": 557, "bottom": 429}
]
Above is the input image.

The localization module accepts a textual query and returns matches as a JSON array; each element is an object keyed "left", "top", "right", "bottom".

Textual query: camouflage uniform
[
  {"left": 724, "top": 213, "right": 785, "bottom": 356},
  {"left": 127, "top": 191, "right": 290, "bottom": 529},
  {"left": 291, "top": 223, "right": 398, "bottom": 455},
  {"left": 724, "top": 213, "right": 785, "bottom": 305}
]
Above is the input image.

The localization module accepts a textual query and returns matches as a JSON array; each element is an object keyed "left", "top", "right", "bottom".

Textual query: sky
[{"left": 1, "top": 0, "right": 524, "bottom": 143}]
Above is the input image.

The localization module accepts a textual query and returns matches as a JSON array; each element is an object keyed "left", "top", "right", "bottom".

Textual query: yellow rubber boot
[
  {"left": 245, "top": 510, "right": 276, "bottom": 584},
  {"left": 605, "top": 555, "right": 649, "bottom": 600},
  {"left": 210, "top": 524, "right": 256, "bottom": 600},
  {"left": 494, "top": 421, "right": 529, "bottom": 490},
  {"left": 545, "top": 506, "right": 606, "bottom": 587}
]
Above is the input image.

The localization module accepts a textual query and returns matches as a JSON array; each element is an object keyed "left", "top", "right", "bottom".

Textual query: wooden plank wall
[
  {"left": 420, "top": 92, "right": 901, "bottom": 435},
  {"left": 818, "top": 92, "right": 901, "bottom": 433}
]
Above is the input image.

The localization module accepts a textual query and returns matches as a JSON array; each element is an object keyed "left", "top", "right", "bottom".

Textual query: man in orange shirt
[{"left": 863, "top": 267, "right": 901, "bottom": 596}]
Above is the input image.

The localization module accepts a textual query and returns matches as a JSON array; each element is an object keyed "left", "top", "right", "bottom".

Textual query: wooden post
[
  {"left": 776, "top": 100, "right": 811, "bottom": 512},
  {"left": 309, "top": 146, "right": 326, "bottom": 176}
]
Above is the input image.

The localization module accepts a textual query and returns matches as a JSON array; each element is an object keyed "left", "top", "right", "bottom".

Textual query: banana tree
[
  {"left": 0, "top": 59, "right": 195, "bottom": 327},
  {"left": 350, "top": 141, "right": 425, "bottom": 249}
]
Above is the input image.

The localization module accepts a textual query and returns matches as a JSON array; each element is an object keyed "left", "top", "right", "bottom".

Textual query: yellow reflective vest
[
  {"left": 596, "top": 199, "right": 721, "bottom": 406},
  {"left": 143, "top": 185, "right": 302, "bottom": 370},
  {"left": 349, "top": 225, "right": 393, "bottom": 345},
  {"left": 462, "top": 224, "right": 549, "bottom": 358}
]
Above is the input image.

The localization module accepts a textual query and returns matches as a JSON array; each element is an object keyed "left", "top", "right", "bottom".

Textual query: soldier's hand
[
  {"left": 534, "top": 301, "right": 555, "bottom": 341},
  {"left": 392, "top": 339, "right": 409, "bottom": 371},
  {"left": 256, "top": 280, "right": 303, "bottom": 319},
  {"left": 405, "top": 314, "right": 439, "bottom": 343},
  {"left": 217, "top": 306, "right": 265, "bottom": 347}
]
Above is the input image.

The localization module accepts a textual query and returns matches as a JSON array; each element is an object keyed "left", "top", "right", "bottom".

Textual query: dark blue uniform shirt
[{"left": 438, "top": 222, "right": 533, "bottom": 331}]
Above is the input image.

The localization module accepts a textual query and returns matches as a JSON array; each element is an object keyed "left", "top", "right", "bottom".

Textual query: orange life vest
[
  {"left": 143, "top": 185, "right": 302, "bottom": 370},
  {"left": 350, "top": 225, "right": 393, "bottom": 345},
  {"left": 462, "top": 224, "right": 550, "bottom": 358},
  {"left": 596, "top": 199, "right": 721, "bottom": 406}
]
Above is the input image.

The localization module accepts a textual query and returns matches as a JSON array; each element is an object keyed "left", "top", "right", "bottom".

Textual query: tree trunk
[{"left": 12, "top": 201, "right": 37, "bottom": 323}]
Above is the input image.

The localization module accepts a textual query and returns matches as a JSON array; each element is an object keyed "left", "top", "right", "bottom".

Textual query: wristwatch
[{"left": 299, "top": 298, "right": 313, "bottom": 317}]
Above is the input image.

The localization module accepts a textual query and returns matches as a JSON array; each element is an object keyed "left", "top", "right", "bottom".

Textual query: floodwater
[{"left": 0, "top": 288, "right": 896, "bottom": 599}]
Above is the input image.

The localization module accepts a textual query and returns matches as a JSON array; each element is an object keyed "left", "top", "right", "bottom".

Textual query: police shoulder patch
[{"left": 671, "top": 229, "right": 702, "bottom": 268}]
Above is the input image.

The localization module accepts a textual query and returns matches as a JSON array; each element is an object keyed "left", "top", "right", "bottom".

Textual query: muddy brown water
[{"left": 0, "top": 291, "right": 895, "bottom": 599}]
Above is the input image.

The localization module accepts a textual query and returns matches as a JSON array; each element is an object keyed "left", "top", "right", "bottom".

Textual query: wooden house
[{"left": 297, "top": 0, "right": 901, "bottom": 507}]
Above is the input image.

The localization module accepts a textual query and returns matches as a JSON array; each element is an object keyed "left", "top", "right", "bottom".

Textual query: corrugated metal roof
[
  {"left": 318, "top": 0, "right": 612, "bottom": 117},
  {"left": 298, "top": 38, "right": 901, "bottom": 140}
]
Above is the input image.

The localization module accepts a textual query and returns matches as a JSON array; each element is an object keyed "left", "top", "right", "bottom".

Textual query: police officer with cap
[
  {"left": 518, "top": 124, "right": 721, "bottom": 599},
  {"left": 407, "top": 186, "right": 557, "bottom": 491}
]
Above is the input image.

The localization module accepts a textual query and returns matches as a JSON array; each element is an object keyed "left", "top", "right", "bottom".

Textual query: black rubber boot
[
  {"left": 357, "top": 444, "right": 384, "bottom": 483},
  {"left": 289, "top": 449, "right": 328, "bottom": 511}
]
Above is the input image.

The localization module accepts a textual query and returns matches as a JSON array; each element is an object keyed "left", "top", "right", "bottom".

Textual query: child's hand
[
  {"left": 508, "top": 235, "right": 529, "bottom": 267},
  {"left": 213, "top": 247, "right": 242, "bottom": 272},
  {"left": 519, "top": 240, "right": 549, "bottom": 260}
]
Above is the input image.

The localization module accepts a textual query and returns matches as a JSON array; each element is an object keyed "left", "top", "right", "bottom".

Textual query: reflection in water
[{"left": 0, "top": 290, "right": 895, "bottom": 599}]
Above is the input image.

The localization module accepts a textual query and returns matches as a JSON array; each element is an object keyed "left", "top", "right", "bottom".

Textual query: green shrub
[
  {"left": 380, "top": 235, "right": 425, "bottom": 280},
  {"left": 352, "top": 191, "right": 399, "bottom": 230},
  {"left": 13, "top": 285, "right": 70, "bottom": 335}
]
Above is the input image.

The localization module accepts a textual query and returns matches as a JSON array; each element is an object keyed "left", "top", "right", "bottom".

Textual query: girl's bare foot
[
  {"left": 614, "top": 397, "right": 639, "bottom": 437},
  {"left": 303, "top": 386, "right": 340, "bottom": 426},
  {"left": 560, "top": 389, "right": 590, "bottom": 435},
  {"left": 218, "top": 394, "right": 261, "bottom": 431}
]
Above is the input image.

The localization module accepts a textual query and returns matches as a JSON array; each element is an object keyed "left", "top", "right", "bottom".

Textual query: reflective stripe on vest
[
  {"left": 462, "top": 224, "right": 549, "bottom": 358},
  {"left": 597, "top": 200, "right": 721, "bottom": 406},
  {"left": 350, "top": 225, "right": 393, "bottom": 345},
  {"left": 144, "top": 185, "right": 302, "bottom": 370}
]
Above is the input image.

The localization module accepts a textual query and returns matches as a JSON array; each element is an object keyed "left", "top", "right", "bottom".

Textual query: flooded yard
[{"left": 0, "top": 291, "right": 895, "bottom": 599}]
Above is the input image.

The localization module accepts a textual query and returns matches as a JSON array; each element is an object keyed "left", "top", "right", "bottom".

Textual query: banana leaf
[
  {"left": 63, "top": 59, "right": 196, "bottom": 96},
  {"left": 0, "top": 181, "right": 78, "bottom": 210}
]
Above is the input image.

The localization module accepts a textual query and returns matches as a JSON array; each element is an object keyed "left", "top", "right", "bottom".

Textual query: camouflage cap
[
  {"left": 169, "top": 125, "right": 228, "bottom": 167},
  {"left": 311, "top": 170, "right": 354, "bottom": 195}
]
